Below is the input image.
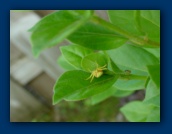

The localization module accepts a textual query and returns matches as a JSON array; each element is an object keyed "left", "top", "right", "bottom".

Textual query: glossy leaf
[
  {"left": 114, "top": 79, "right": 146, "bottom": 91},
  {"left": 89, "top": 86, "right": 117, "bottom": 105},
  {"left": 113, "top": 89, "right": 134, "bottom": 97},
  {"left": 140, "top": 10, "right": 160, "bottom": 27},
  {"left": 120, "top": 101, "right": 153, "bottom": 122},
  {"left": 144, "top": 48, "right": 160, "bottom": 60},
  {"left": 53, "top": 70, "right": 119, "bottom": 104},
  {"left": 60, "top": 44, "right": 93, "bottom": 69},
  {"left": 57, "top": 55, "right": 75, "bottom": 70},
  {"left": 113, "top": 64, "right": 148, "bottom": 91},
  {"left": 140, "top": 10, "right": 160, "bottom": 43},
  {"left": 114, "top": 67, "right": 148, "bottom": 91},
  {"left": 64, "top": 74, "right": 119, "bottom": 101},
  {"left": 110, "top": 58, "right": 123, "bottom": 73},
  {"left": 144, "top": 80, "right": 160, "bottom": 107},
  {"left": 146, "top": 107, "right": 160, "bottom": 122},
  {"left": 30, "top": 10, "right": 93, "bottom": 57},
  {"left": 144, "top": 94, "right": 160, "bottom": 107},
  {"left": 108, "top": 10, "right": 160, "bottom": 43},
  {"left": 147, "top": 64, "right": 160, "bottom": 88},
  {"left": 103, "top": 52, "right": 122, "bottom": 73},
  {"left": 116, "top": 64, "right": 148, "bottom": 76},
  {"left": 108, "top": 10, "right": 143, "bottom": 35},
  {"left": 108, "top": 44, "right": 159, "bottom": 72},
  {"left": 89, "top": 85, "right": 134, "bottom": 105},
  {"left": 67, "top": 22, "right": 127, "bottom": 50}
]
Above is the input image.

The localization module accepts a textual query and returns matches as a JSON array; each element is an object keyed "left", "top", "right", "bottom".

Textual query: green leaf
[
  {"left": 102, "top": 52, "right": 122, "bottom": 73},
  {"left": 140, "top": 10, "right": 160, "bottom": 27},
  {"left": 108, "top": 10, "right": 160, "bottom": 43},
  {"left": 89, "top": 81, "right": 135, "bottom": 105},
  {"left": 113, "top": 89, "right": 134, "bottom": 97},
  {"left": 114, "top": 79, "right": 146, "bottom": 91},
  {"left": 29, "top": 10, "right": 93, "bottom": 57},
  {"left": 53, "top": 70, "right": 119, "bottom": 104},
  {"left": 57, "top": 55, "right": 75, "bottom": 70},
  {"left": 147, "top": 64, "right": 160, "bottom": 88},
  {"left": 139, "top": 11, "right": 160, "bottom": 43},
  {"left": 108, "top": 10, "right": 143, "bottom": 35},
  {"left": 146, "top": 106, "right": 160, "bottom": 122},
  {"left": 81, "top": 53, "right": 108, "bottom": 72},
  {"left": 67, "top": 22, "right": 127, "bottom": 50},
  {"left": 60, "top": 44, "right": 93, "bottom": 69},
  {"left": 120, "top": 101, "right": 153, "bottom": 122},
  {"left": 108, "top": 44, "right": 159, "bottom": 72},
  {"left": 110, "top": 58, "right": 123, "bottom": 73},
  {"left": 112, "top": 64, "right": 148, "bottom": 91},
  {"left": 89, "top": 86, "right": 118, "bottom": 105},
  {"left": 144, "top": 80, "right": 160, "bottom": 107},
  {"left": 144, "top": 48, "right": 160, "bottom": 60},
  {"left": 144, "top": 94, "right": 160, "bottom": 107},
  {"left": 117, "top": 64, "right": 149, "bottom": 76},
  {"left": 89, "top": 85, "right": 134, "bottom": 105}
]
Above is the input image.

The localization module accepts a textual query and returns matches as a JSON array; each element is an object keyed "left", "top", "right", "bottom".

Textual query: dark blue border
[
  {"left": 9, "top": 0, "right": 163, "bottom": 10},
  {"left": 1, "top": 0, "right": 172, "bottom": 133}
]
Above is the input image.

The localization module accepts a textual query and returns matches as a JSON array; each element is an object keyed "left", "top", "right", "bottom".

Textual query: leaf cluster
[{"left": 29, "top": 10, "right": 160, "bottom": 122}]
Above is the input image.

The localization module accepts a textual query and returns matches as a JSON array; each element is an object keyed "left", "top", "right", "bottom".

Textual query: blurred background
[{"left": 10, "top": 10, "right": 144, "bottom": 122}]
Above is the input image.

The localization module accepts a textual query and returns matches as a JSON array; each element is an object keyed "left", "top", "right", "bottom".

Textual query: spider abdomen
[
  {"left": 93, "top": 70, "right": 103, "bottom": 78},
  {"left": 86, "top": 64, "right": 107, "bottom": 82}
]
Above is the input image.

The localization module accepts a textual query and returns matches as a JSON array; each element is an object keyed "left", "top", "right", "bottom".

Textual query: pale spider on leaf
[{"left": 86, "top": 64, "right": 107, "bottom": 82}]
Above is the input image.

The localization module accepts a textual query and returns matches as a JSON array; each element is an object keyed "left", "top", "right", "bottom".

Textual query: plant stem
[
  {"left": 128, "top": 74, "right": 147, "bottom": 80},
  {"left": 105, "top": 70, "right": 147, "bottom": 80},
  {"left": 91, "top": 16, "right": 160, "bottom": 47},
  {"left": 119, "top": 74, "right": 147, "bottom": 80}
]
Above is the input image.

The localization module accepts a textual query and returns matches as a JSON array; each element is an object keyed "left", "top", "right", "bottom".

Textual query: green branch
[
  {"left": 104, "top": 70, "right": 148, "bottom": 81},
  {"left": 118, "top": 73, "right": 147, "bottom": 80},
  {"left": 91, "top": 16, "right": 160, "bottom": 47}
]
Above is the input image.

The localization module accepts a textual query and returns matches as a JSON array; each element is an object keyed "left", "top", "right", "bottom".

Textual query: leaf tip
[
  {"left": 52, "top": 96, "right": 57, "bottom": 105},
  {"left": 31, "top": 47, "right": 40, "bottom": 58},
  {"left": 27, "top": 25, "right": 36, "bottom": 32},
  {"left": 30, "top": 37, "right": 41, "bottom": 58},
  {"left": 27, "top": 28, "right": 33, "bottom": 32},
  {"left": 52, "top": 98, "right": 61, "bottom": 105},
  {"left": 52, "top": 101, "right": 57, "bottom": 105},
  {"left": 52, "top": 92, "right": 62, "bottom": 105}
]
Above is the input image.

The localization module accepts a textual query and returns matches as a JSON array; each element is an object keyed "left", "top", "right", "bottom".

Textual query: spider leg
[
  {"left": 100, "top": 64, "right": 107, "bottom": 68},
  {"left": 90, "top": 75, "right": 95, "bottom": 82},
  {"left": 98, "top": 64, "right": 107, "bottom": 70},
  {"left": 86, "top": 73, "right": 93, "bottom": 80},
  {"left": 100, "top": 68, "right": 107, "bottom": 70},
  {"left": 88, "top": 68, "right": 92, "bottom": 73}
]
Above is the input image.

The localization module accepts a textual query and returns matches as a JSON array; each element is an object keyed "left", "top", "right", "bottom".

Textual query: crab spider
[{"left": 86, "top": 64, "right": 107, "bottom": 82}]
